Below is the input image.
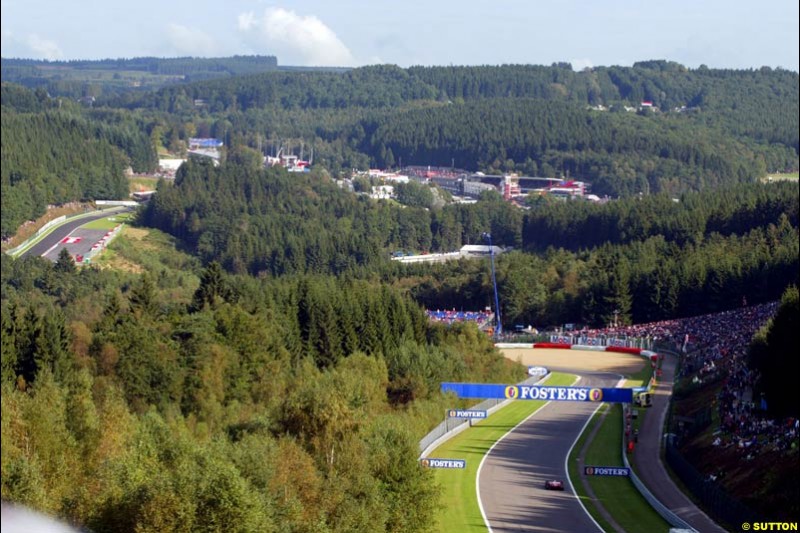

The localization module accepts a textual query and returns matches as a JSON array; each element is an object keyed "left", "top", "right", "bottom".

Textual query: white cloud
[
  {"left": 237, "top": 7, "right": 356, "bottom": 67},
  {"left": 24, "top": 33, "right": 63, "bottom": 60},
  {"left": 1, "top": 30, "right": 64, "bottom": 60},
  {"left": 166, "top": 24, "right": 218, "bottom": 56}
]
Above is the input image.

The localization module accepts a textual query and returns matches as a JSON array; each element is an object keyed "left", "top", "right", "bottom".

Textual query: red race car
[{"left": 544, "top": 480, "right": 565, "bottom": 491}]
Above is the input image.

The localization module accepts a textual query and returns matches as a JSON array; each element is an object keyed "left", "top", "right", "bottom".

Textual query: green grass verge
[
  {"left": 567, "top": 403, "right": 616, "bottom": 532},
  {"left": 582, "top": 404, "right": 672, "bottom": 533},
  {"left": 81, "top": 218, "right": 122, "bottom": 230},
  {"left": 128, "top": 176, "right": 160, "bottom": 193},
  {"left": 430, "top": 372, "right": 576, "bottom": 533},
  {"left": 80, "top": 212, "right": 135, "bottom": 230}
]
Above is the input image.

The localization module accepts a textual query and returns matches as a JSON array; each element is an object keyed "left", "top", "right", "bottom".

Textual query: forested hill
[
  {"left": 144, "top": 154, "right": 798, "bottom": 326},
  {"left": 126, "top": 61, "right": 799, "bottom": 115},
  {"left": 114, "top": 64, "right": 439, "bottom": 111},
  {"left": 1, "top": 83, "right": 157, "bottom": 237},
  {"left": 103, "top": 62, "right": 797, "bottom": 195},
  {"left": 0, "top": 55, "right": 280, "bottom": 97}
]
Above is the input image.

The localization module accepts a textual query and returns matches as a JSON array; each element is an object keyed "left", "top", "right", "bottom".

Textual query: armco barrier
[
  {"left": 5, "top": 216, "right": 66, "bottom": 257},
  {"left": 571, "top": 345, "right": 608, "bottom": 352},
  {"left": 498, "top": 342, "right": 658, "bottom": 363},
  {"left": 550, "top": 334, "right": 654, "bottom": 350},
  {"left": 622, "top": 404, "right": 696, "bottom": 531}
]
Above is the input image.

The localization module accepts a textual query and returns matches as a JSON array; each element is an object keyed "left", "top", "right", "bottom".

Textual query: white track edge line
[
  {"left": 564, "top": 401, "right": 606, "bottom": 532},
  {"left": 564, "top": 374, "right": 625, "bottom": 533},
  {"left": 476, "top": 374, "right": 577, "bottom": 533}
]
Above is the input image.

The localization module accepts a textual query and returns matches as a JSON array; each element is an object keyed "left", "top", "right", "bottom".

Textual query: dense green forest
[
  {"left": 143, "top": 158, "right": 798, "bottom": 329},
  {"left": 0, "top": 56, "right": 280, "bottom": 98},
  {"left": 1, "top": 83, "right": 158, "bottom": 237},
  {"left": 748, "top": 286, "right": 799, "bottom": 418},
  {"left": 2, "top": 56, "right": 278, "bottom": 76},
  {"left": 100, "top": 62, "right": 798, "bottom": 195},
  {"left": 1, "top": 236, "right": 520, "bottom": 532},
  {"left": 2, "top": 62, "right": 797, "bottom": 233}
]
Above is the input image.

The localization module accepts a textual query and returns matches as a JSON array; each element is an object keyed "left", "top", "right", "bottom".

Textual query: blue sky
[{"left": 1, "top": 0, "right": 798, "bottom": 71}]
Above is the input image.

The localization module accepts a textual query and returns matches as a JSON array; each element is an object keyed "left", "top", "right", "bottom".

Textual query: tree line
[{"left": 98, "top": 62, "right": 797, "bottom": 194}]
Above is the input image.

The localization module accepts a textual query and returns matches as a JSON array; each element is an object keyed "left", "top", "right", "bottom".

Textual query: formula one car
[{"left": 544, "top": 479, "right": 565, "bottom": 491}]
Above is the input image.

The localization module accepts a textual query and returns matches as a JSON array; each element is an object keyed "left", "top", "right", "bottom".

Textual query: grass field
[
  {"left": 81, "top": 212, "right": 134, "bottom": 230},
  {"left": 430, "top": 372, "right": 576, "bottom": 533},
  {"left": 128, "top": 176, "right": 160, "bottom": 193}
]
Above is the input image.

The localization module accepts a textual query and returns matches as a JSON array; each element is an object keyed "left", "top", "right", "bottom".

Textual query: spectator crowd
[
  {"left": 426, "top": 309, "right": 493, "bottom": 327},
  {"left": 591, "top": 303, "right": 796, "bottom": 457}
]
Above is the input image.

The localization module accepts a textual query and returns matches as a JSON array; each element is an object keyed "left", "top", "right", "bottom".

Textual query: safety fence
[
  {"left": 496, "top": 342, "right": 660, "bottom": 365},
  {"left": 665, "top": 436, "right": 762, "bottom": 528},
  {"left": 550, "top": 334, "right": 654, "bottom": 350},
  {"left": 5, "top": 216, "right": 67, "bottom": 257}
]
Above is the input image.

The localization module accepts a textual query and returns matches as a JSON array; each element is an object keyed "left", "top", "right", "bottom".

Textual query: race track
[
  {"left": 21, "top": 207, "right": 130, "bottom": 261},
  {"left": 478, "top": 372, "right": 619, "bottom": 533}
]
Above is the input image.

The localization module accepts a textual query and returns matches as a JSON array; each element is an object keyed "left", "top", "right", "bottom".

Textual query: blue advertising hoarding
[{"left": 440, "top": 383, "right": 633, "bottom": 403}]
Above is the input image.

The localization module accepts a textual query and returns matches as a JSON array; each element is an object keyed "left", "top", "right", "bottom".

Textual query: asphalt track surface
[
  {"left": 20, "top": 207, "right": 130, "bottom": 261},
  {"left": 633, "top": 353, "right": 726, "bottom": 533},
  {"left": 478, "top": 372, "right": 618, "bottom": 533}
]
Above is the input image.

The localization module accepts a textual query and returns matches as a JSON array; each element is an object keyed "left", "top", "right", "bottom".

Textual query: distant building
[
  {"left": 463, "top": 180, "right": 497, "bottom": 198},
  {"left": 430, "top": 175, "right": 462, "bottom": 195},
  {"left": 158, "top": 158, "right": 186, "bottom": 174},
  {"left": 370, "top": 185, "right": 394, "bottom": 200},
  {"left": 502, "top": 175, "right": 521, "bottom": 200},
  {"left": 460, "top": 244, "right": 504, "bottom": 257},
  {"left": 367, "top": 169, "right": 409, "bottom": 182}
]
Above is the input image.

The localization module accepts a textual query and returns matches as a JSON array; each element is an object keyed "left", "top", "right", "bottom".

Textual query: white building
[
  {"left": 370, "top": 185, "right": 395, "bottom": 200},
  {"left": 158, "top": 159, "right": 186, "bottom": 173},
  {"left": 460, "top": 245, "right": 504, "bottom": 257}
]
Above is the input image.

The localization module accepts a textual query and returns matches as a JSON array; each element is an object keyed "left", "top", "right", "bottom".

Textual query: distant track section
[{"left": 20, "top": 207, "right": 130, "bottom": 261}]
